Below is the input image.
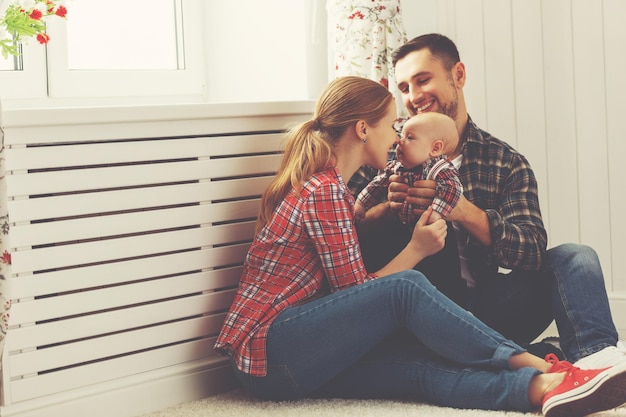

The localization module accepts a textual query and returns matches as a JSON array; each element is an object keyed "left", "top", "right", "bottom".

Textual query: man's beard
[
  {"left": 439, "top": 100, "right": 458, "bottom": 121},
  {"left": 439, "top": 79, "right": 459, "bottom": 120}
]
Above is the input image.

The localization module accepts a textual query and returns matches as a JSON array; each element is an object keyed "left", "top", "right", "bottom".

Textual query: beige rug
[{"left": 140, "top": 389, "right": 626, "bottom": 417}]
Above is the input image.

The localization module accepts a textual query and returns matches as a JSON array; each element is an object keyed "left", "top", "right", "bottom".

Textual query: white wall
[
  {"left": 401, "top": 0, "right": 626, "bottom": 334},
  {"left": 203, "top": 0, "right": 327, "bottom": 103}
]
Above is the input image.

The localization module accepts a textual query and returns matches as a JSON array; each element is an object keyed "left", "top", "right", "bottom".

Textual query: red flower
[
  {"left": 55, "top": 5, "right": 67, "bottom": 17},
  {"left": 379, "top": 77, "right": 389, "bottom": 88},
  {"left": 29, "top": 9, "right": 43, "bottom": 20},
  {"left": 1, "top": 250, "right": 11, "bottom": 265},
  {"left": 348, "top": 11, "right": 365, "bottom": 20},
  {"left": 36, "top": 33, "right": 50, "bottom": 44}
]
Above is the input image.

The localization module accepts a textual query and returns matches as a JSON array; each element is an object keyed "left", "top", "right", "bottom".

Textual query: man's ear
[
  {"left": 430, "top": 139, "right": 445, "bottom": 157},
  {"left": 453, "top": 62, "right": 466, "bottom": 88}
]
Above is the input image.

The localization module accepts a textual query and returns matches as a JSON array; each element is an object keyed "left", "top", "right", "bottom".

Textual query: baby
[{"left": 355, "top": 112, "right": 463, "bottom": 225}]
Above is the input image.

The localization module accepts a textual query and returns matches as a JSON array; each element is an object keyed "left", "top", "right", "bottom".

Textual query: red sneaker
[
  {"left": 542, "top": 353, "right": 626, "bottom": 416},
  {"left": 546, "top": 353, "right": 574, "bottom": 373}
]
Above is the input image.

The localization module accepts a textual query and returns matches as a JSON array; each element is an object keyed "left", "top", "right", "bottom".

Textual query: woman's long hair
[{"left": 257, "top": 76, "right": 393, "bottom": 232}]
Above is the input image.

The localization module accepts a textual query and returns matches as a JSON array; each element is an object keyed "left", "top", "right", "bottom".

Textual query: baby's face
[{"left": 396, "top": 125, "right": 434, "bottom": 169}]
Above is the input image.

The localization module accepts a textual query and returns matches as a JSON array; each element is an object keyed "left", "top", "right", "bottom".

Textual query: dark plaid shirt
[{"left": 348, "top": 116, "right": 547, "bottom": 276}]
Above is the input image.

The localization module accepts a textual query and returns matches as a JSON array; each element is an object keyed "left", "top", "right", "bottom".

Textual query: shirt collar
[{"left": 459, "top": 115, "right": 485, "bottom": 154}]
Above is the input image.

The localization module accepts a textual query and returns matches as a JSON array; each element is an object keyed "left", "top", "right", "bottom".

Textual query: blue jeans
[
  {"left": 231, "top": 270, "right": 540, "bottom": 411},
  {"left": 471, "top": 243, "right": 618, "bottom": 362},
  {"left": 547, "top": 243, "right": 619, "bottom": 361}
]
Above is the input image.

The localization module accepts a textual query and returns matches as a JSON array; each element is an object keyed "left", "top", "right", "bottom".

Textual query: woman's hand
[
  {"left": 373, "top": 206, "right": 447, "bottom": 277},
  {"left": 408, "top": 206, "right": 447, "bottom": 258},
  {"left": 388, "top": 175, "right": 436, "bottom": 217}
]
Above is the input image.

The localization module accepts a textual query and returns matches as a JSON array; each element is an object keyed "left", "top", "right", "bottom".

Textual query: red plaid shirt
[{"left": 214, "top": 165, "right": 378, "bottom": 376}]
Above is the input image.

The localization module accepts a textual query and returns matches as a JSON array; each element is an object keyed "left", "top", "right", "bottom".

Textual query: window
[
  {"left": 45, "top": 0, "right": 205, "bottom": 100},
  {"left": 0, "top": 41, "right": 48, "bottom": 100},
  {"left": 0, "top": 51, "right": 20, "bottom": 71},
  {"left": 0, "top": 0, "right": 327, "bottom": 106},
  {"left": 66, "top": 0, "right": 181, "bottom": 70}
]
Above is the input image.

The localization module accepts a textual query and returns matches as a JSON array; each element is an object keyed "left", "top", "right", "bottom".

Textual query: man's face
[{"left": 395, "top": 49, "right": 460, "bottom": 121}]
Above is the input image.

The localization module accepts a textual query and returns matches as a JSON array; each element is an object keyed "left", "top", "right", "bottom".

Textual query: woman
[{"left": 214, "top": 76, "right": 626, "bottom": 416}]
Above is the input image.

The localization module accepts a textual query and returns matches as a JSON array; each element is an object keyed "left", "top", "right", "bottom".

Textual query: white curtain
[
  {"left": 327, "top": 0, "right": 408, "bottom": 118},
  {"left": 0, "top": 103, "right": 10, "bottom": 368}
]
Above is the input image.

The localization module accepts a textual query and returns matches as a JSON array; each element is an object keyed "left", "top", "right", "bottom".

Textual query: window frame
[
  {"left": 44, "top": 0, "right": 206, "bottom": 101},
  {"left": 0, "top": 41, "right": 48, "bottom": 100},
  {"left": 0, "top": 0, "right": 328, "bottom": 109},
  {"left": 0, "top": 0, "right": 206, "bottom": 105}
]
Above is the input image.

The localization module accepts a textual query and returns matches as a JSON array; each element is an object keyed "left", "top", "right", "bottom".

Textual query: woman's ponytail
[
  {"left": 256, "top": 76, "right": 393, "bottom": 232},
  {"left": 257, "top": 119, "right": 331, "bottom": 232}
]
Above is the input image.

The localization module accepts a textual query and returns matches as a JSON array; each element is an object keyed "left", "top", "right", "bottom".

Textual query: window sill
[{"left": 1, "top": 99, "right": 316, "bottom": 128}]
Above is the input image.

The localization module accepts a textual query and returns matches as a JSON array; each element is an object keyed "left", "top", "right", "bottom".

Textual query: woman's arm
[
  {"left": 303, "top": 180, "right": 374, "bottom": 291},
  {"left": 374, "top": 207, "right": 447, "bottom": 277},
  {"left": 304, "top": 180, "right": 446, "bottom": 291}
]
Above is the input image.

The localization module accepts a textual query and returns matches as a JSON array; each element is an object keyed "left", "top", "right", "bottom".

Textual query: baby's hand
[{"left": 354, "top": 201, "right": 366, "bottom": 223}]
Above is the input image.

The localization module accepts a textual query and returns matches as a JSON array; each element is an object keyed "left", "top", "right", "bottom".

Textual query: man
[{"left": 351, "top": 33, "right": 625, "bottom": 368}]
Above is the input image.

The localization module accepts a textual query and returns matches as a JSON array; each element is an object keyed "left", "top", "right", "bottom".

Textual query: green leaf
[{"left": 0, "top": 39, "right": 18, "bottom": 59}]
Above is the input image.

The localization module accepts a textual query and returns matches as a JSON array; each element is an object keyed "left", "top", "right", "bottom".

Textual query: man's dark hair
[{"left": 392, "top": 33, "right": 461, "bottom": 71}]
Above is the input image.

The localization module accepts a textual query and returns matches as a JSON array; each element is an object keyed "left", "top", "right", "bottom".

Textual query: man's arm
[
  {"left": 446, "top": 195, "right": 491, "bottom": 246},
  {"left": 390, "top": 169, "right": 546, "bottom": 270}
]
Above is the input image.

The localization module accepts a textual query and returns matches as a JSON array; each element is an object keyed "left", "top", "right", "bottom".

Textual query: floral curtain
[
  {"left": 0, "top": 105, "right": 10, "bottom": 368},
  {"left": 327, "top": 0, "right": 408, "bottom": 119}
]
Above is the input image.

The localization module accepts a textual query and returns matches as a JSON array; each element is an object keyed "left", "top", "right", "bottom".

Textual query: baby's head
[{"left": 396, "top": 113, "right": 459, "bottom": 169}]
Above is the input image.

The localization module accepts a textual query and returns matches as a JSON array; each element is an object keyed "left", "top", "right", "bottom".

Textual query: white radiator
[{"left": 0, "top": 104, "right": 311, "bottom": 417}]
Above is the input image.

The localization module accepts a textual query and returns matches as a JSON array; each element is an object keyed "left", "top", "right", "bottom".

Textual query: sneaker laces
[{"left": 546, "top": 353, "right": 575, "bottom": 373}]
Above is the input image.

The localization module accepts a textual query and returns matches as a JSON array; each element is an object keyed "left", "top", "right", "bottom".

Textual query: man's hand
[
  {"left": 354, "top": 200, "right": 366, "bottom": 224},
  {"left": 355, "top": 200, "right": 395, "bottom": 235},
  {"left": 388, "top": 175, "right": 437, "bottom": 217},
  {"left": 388, "top": 175, "right": 492, "bottom": 246}
]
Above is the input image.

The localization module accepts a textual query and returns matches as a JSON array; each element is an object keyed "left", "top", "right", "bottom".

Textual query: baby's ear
[{"left": 430, "top": 139, "right": 445, "bottom": 157}]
